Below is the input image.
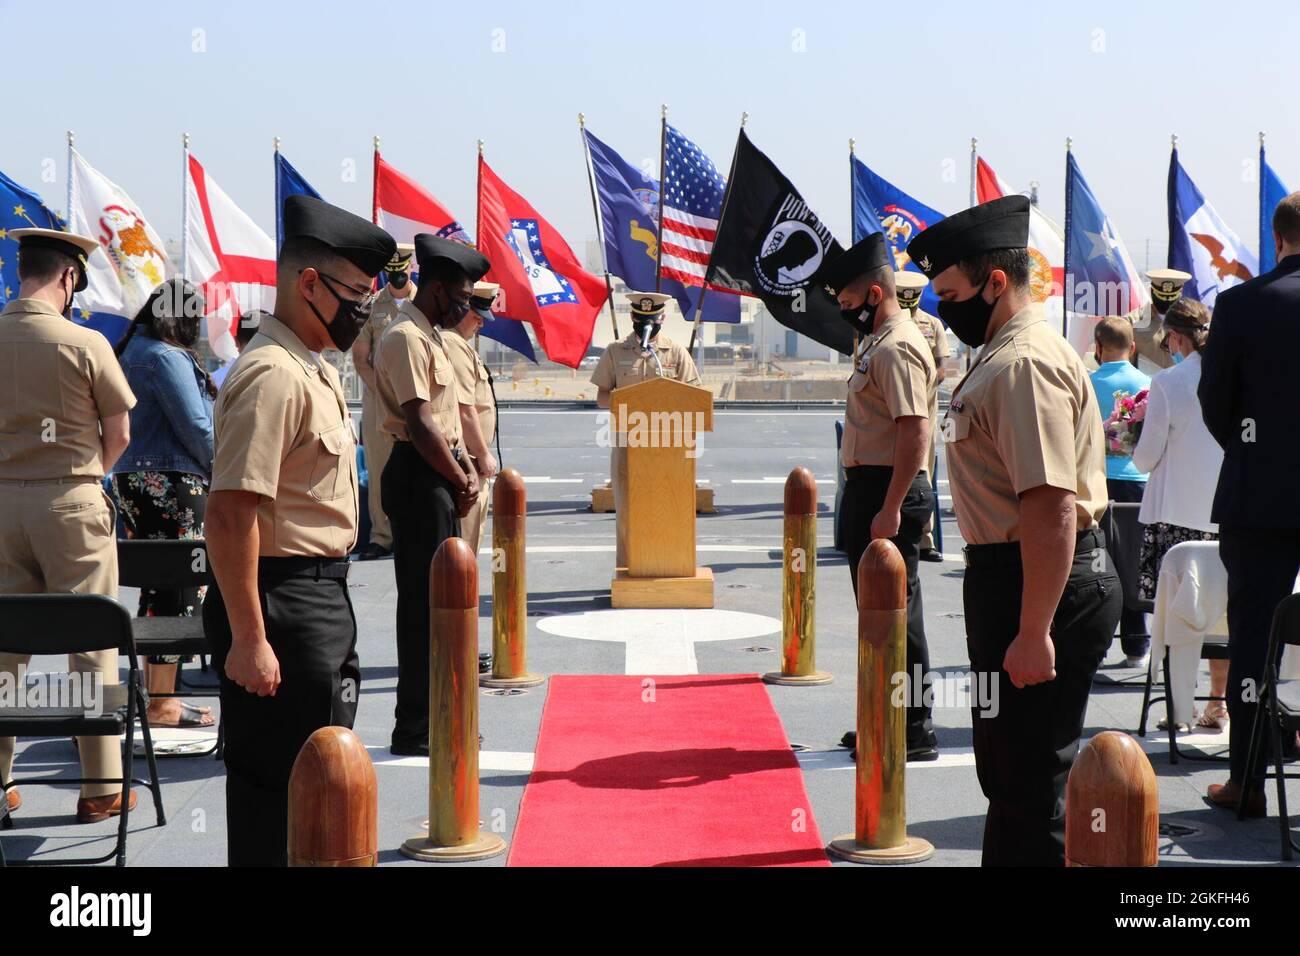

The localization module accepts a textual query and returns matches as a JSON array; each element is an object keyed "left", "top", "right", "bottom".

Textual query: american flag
[{"left": 658, "top": 124, "right": 728, "bottom": 288}]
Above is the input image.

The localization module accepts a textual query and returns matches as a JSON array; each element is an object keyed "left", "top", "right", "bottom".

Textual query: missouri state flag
[
  {"left": 476, "top": 156, "right": 606, "bottom": 368},
  {"left": 1168, "top": 148, "right": 1256, "bottom": 308}
]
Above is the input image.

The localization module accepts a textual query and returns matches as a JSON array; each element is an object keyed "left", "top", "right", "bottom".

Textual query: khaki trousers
[
  {"left": 362, "top": 386, "right": 394, "bottom": 549},
  {"left": 920, "top": 402, "right": 940, "bottom": 552},
  {"left": 0, "top": 479, "right": 122, "bottom": 798},
  {"left": 460, "top": 479, "right": 491, "bottom": 556}
]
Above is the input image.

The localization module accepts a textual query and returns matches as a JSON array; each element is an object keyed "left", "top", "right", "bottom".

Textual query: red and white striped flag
[
  {"left": 657, "top": 123, "right": 729, "bottom": 290},
  {"left": 975, "top": 156, "right": 1065, "bottom": 328}
]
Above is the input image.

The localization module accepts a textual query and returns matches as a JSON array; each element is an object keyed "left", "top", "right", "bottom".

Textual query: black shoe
[
  {"left": 919, "top": 548, "right": 943, "bottom": 563},
  {"left": 390, "top": 740, "right": 429, "bottom": 758},
  {"left": 846, "top": 733, "right": 940, "bottom": 762},
  {"left": 839, "top": 730, "right": 856, "bottom": 749},
  {"left": 360, "top": 544, "right": 392, "bottom": 561},
  {"left": 479, "top": 652, "right": 493, "bottom": 675}
]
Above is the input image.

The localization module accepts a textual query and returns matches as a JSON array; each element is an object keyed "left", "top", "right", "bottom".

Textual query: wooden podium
[{"left": 610, "top": 377, "right": 714, "bottom": 609}]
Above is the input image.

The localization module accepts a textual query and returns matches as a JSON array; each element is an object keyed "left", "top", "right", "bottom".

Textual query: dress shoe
[
  {"left": 390, "top": 740, "right": 430, "bottom": 758},
  {"left": 359, "top": 543, "right": 392, "bottom": 561},
  {"left": 919, "top": 548, "right": 944, "bottom": 563},
  {"left": 76, "top": 790, "right": 137, "bottom": 824},
  {"left": 840, "top": 730, "right": 856, "bottom": 749},
  {"left": 1204, "top": 780, "right": 1266, "bottom": 818}
]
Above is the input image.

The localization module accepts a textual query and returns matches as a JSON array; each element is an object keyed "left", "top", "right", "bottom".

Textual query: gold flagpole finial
[
  {"left": 740, "top": 112, "right": 749, "bottom": 128},
  {"left": 660, "top": 103, "right": 668, "bottom": 119},
  {"left": 1171, "top": 133, "right": 1178, "bottom": 150},
  {"left": 373, "top": 134, "right": 381, "bottom": 151},
  {"left": 578, "top": 112, "right": 585, "bottom": 128},
  {"left": 273, "top": 136, "right": 281, "bottom": 152},
  {"left": 849, "top": 137, "right": 856, "bottom": 154},
  {"left": 1065, "top": 136, "right": 1072, "bottom": 152},
  {"left": 477, "top": 139, "right": 485, "bottom": 156},
  {"left": 1260, "top": 130, "right": 1266, "bottom": 147},
  {"left": 971, "top": 136, "right": 978, "bottom": 151}
]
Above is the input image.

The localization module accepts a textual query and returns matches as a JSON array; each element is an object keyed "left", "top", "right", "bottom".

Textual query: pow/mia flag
[{"left": 706, "top": 130, "right": 854, "bottom": 355}]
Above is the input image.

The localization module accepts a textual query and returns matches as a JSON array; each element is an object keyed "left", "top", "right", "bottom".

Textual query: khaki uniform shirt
[
  {"left": 912, "top": 308, "right": 950, "bottom": 368},
  {"left": 444, "top": 330, "right": 496, "bottom": 446},
  {"left": 589, "top": 332, "right": 701, "bottom": 391},
  {"left": 0, "top": 298, "right": 136, "bottom": 480},
  {"left": 210, "top": 314, "right": 358, "bottom": 557},
  {"left": 842, "top": 311, "right": 936, "bottom": 470},
  {"left": 941, "top": 302, "right": 1109, "bottom": 545},
  {"left": 374, "top": 300, "right": 463, "bottom": 448},
  {"left": 356, "top": 283, "right": 414, "bottom": 396}
]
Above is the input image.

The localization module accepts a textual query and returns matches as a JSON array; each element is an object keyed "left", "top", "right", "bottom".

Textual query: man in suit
[{"left": 1198, "top": 191, "right": 1300, "bottom": 816}]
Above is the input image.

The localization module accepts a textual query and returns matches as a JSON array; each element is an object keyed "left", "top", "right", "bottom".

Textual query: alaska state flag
[
  {"left": 584, "top": 128, "right": 739, "bottom": 323},
  {"left": 1168, "top": 148, "right": 1256, "bottom": 308},
  {"left": 477, "top": 156, "right": 607, "bottom": 367},
  {"left": 274, "top": 151, "right": 322, "bottom": 250},
  {"left": 1260, "top": 145, "right": 1290, "bottom": 274},
  {"left": 851, "top": 155, "right": 943, "bottom": 314}
]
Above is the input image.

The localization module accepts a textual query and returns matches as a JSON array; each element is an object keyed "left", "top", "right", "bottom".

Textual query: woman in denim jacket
[{"left": 110, "top": 279, "right": 217, "bottom": 728}]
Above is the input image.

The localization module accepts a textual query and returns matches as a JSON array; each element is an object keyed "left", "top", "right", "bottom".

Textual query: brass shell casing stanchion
[
  {"left": 401, "top": 538, "right": 507, "bottom": 862},
  {"left": 287, "top": 727, "right": 378, "bottom": 866},
  {"left": 828, "top": 539, "right": 934, "bottom": 865},
  {"left": 765, "top": 467, "right": 832, "bottom": 686},
  {"left": 1065, "top": 731, "right": 1159, "bottom": 867},
  {"left": 481, "top": 468, "right": 543, "bottom": 688}
]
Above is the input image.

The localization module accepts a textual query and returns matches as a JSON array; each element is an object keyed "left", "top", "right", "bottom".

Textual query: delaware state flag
[
  {"left": 1168, "top": 148, "right": 1256, "bottom": 307},
  {"left": 477, "top": 156, "right": 606, "bottom": 368}
]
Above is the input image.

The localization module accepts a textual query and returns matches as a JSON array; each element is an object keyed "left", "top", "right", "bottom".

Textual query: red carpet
[{"left": 508, "top": 674, "right": 829, "bottom": 867}]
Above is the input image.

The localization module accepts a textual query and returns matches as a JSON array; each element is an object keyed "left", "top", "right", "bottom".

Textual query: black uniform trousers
[
  {"left": 1219, "top": 525, "right": 1300, "bottom": 790},
  {"left": 381, "top": 440, "right": 461, "bottom": 750},
  {"left": 204, "top": 561, "right": 360, "bottom": 867},
  {"left": 1105, "top": 477, "right": 1150, "bottom": 657},
  {"left": 963, "top": 528, "right": 1121, "bottom": 867},
  {"left": 841, "top": 465, "right": 935, "bottom": 744}
]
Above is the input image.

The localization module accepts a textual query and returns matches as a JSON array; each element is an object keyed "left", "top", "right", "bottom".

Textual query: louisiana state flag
[{"left": 477, "top": 156, "right": 607, "bottom": 367}]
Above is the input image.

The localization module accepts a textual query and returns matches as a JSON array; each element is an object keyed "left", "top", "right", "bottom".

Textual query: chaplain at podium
[{"left": 590, "top": 292, "right": 700, "bottom": 567}]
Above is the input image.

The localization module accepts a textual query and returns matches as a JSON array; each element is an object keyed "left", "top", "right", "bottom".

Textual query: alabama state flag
[{"left": 476, "top": 156, "right": 606, "bottom": 367}]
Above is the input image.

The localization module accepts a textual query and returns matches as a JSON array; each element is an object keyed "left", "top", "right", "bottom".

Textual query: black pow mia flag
[{"left": 706, "top": 129, "right": 854, "bottom": 355}]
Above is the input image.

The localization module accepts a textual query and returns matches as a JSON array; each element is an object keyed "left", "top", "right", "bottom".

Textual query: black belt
[
  {"left": 844, "top": 464, "right": 928, "bottom": 480},
  {"left": 963, "top": 527, "right": 1106, "bottom": 570},
  {"left": 258, "top": 556, "right": 351, "bottom": 580}
]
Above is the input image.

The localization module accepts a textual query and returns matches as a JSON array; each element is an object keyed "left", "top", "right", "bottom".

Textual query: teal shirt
[{"left": 1089, "top": 360, "right": 1150, "bottom": 482}]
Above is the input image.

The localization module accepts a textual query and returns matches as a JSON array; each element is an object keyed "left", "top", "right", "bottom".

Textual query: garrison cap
[
  {"left": 1147, "top": 268, "right": 1192, "bottom": 304},
  {"left": 625, "top": 291, "right": 670, "bottom": 317},
  {"left": 9, "top": 227, "right": 99, "bottom": 292},
  {"left": 470, "top": 280, "right": 500, "bottom": 319},
  {"left": 414, "top": 234, "right": 490, "bottom": 283},
  {"left": 282, "top": 194, "right": 396, "bottom": 277},
  {"left": 385, "top": 242, "right": 415, "bottom": 273},
  {"left": 818, "top": 233, "right": 890, "bottom": 294},
  {"left": 905, "top": 195, "right": 1030, "bottom": 280}
]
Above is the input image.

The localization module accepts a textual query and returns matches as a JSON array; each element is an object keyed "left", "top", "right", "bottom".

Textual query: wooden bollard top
[
  {"left": 1065, "top": 731, "right": 1159, "bottom": 867},
  {"left": 784, "top": 466, "right": 817, "bottom": 516},
  {"left": 430, "top": 536, "right": 478, "bottom": 610},
  {"left": 494, "top": 467, "right": 526, "bottom": 516},
  {"left": 856, "top": 538, "right": 906, "bottom": 612},
  {"left": 287, "top": 726, "right": 378, "bottom": 866}
]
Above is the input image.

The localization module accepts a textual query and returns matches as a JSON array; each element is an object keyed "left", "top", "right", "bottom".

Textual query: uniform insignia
[{"left": 918, "top": 255, "right": 932, "bottom": 274}]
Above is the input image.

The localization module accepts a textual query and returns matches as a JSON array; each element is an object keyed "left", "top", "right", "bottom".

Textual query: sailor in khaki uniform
[
  {"left": 0, "top": 228, "right": 137, "bottom": 824},
  {"left": 1132, "top": 268, "right": 1192, "bottom": 371},
  {"left": 443, "top": 280, "right": 501, "bottom": 555},
  {"left": 590, "top": 292, "right": 701, "bottom": 567},
  {"left": 203, "top": 195, "right": 395, "bottom": 866},
  {"left": 897, "top": 271, "right": 950, "bottom": 562},
  {"left": 822, "top": 235, "right": 939, "bottom": 761},
  {"left": 374, "top": 234, "right": 484, "bottom": 757},
  {"left": 351, "top": 244, "right": 414, "bottom": 558},
  {"left": 907, "top": 196, "right": 1121, "bottom": 866}
]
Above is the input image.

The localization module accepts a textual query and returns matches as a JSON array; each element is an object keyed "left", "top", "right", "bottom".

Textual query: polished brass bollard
[
  {"left": 482, "top": 467, "right": 543, "bottom": 688},
  {"left": 829, "top": 538, "right": 934, "bottom": 864},
  {"left": 401, "top": 537, "right": 507, "bottom": 862},
  {"left": 1066, "top": 731, "right": 1159, "bottom": 867},
  {"left": 287, "top": 727, "right": 378, "bottom": 867},
  {"left": 764, "top": 466, "right": 831, "bottom": 686}
]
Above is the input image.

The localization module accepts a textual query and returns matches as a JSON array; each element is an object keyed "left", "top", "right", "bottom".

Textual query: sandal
[
  {"left": 1195, "top": 707, "right": 1229, "bottom": 732},
  {"left": 1156, "top": 716, "right": 1190, "bottom": 733},
  {"left": 147, "top": 701, "right": 216, "bottom": 728}
]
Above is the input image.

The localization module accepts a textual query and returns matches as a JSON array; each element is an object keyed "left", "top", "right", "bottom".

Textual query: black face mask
[
  {"left": 937, "top": 277, "right": 995, "bottom": 348},
  {"left": 633, "top": 319, "right": 661, "bottom": 342},
  {"left": 1151, "top": 295, "right": 1175, "bottom": 316},
  {"left": 839, "top": 297, "right": 880, "bottom": 334},
  {"left": 386, "top": 271, "right": 409, "bottom": 290},
  {"left": 436, "top": 286, "right": 471, "bottom": 327},
  {"left": 306, "top": 275, "right": 372, "bottom": 352}
]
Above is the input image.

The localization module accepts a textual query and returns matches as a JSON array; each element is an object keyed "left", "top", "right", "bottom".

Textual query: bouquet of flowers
[{"left": 1104, "top": 388, "right": 1148, "bottom": 457}]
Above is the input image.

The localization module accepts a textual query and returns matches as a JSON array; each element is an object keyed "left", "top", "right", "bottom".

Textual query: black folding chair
[
  {"left": 0, "top": 594, "right": 164, "bottom": 867},
  {"left": 116, "top": 539, "right": 222, "bottom": 758},
  {"left": 1239, "top": 592, "right": 1300, "bottom": 860}
]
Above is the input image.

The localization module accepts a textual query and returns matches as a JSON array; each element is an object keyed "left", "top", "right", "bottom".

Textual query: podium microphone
[{"left": 640, "top": 320, "right": 654, "bottom": 353}]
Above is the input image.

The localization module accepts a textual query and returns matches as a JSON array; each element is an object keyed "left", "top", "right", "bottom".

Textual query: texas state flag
[
  {"left": 477, "top": 156, "right": 607, "bottom": 368},
  {"left": 1168, "top": 148, "right": 1256, "bottom": 308}
]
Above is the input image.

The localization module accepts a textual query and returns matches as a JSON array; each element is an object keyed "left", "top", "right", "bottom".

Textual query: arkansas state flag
[
  {"left": 976, "top": 156, "right": 1065, "bottom": 330},
  {"left": 476, "top": 156, "right": 606, "bottom": 368},
  {"left": 186, "top": 153, "right": 277, "bottom": 360}
]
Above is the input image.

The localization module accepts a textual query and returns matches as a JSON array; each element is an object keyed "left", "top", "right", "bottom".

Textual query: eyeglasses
[{"left": 307, "top": 270, "right": 378, "bottom": 311}]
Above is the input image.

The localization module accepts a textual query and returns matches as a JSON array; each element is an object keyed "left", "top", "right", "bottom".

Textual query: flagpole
[
  {"left": 969, "top": 137, "right": 978, "bottom": 209},
  {"left": 688, "top": 114, "right": 745, "bottom": 355},
  {"left": 654, "top": 104, "right": 668, "bottom": 295},
  {"left": 66, "top": 131, "right": 77, "bottom": 314},
  {"left": 273, "top": 136, "right": 281, "bottom": 254},
  {"left": 849, "top": 137, "right": 859, "bottom": 360},
  {"left": 181, "top": 132, "right": 190, "bottom": 283},
  {"left": 1260, "top": 130, "right": 1267, "bottom": 268},
  {"left": 577, "top": 113, "right": 621, "bottom": 340},
  {"left": 1063, "top": 137, "right": 1073, "bottom": 339},
  {"left": 372, "top": 135, "right": 381, "bottom": 226}
]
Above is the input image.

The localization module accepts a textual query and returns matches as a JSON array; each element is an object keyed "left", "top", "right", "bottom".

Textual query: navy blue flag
[
  {"left": 585, "top": 128, "right": 739, "bottom": 323},
  {"left": 477, "top": 299, "right": 537, "bottom": 362},
  {"left": 274, "top": 151, "right": 322, "bottom": 250},
  {"left": 850, "top": 155, "right": 944, "bottom": 314},
  {"left": 1, "top": 168, "right": 127, "bottom": 342},
  {"left": 1167, "top": 148, "right": 1256, "bottom": 308},
  {"left": 1260, "top": 145, "right": 1290, "bottom": 274}
]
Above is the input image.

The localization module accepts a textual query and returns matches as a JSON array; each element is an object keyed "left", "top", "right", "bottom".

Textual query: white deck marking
[
  {"left": 537, "top": 608, "right": 780, "bottom": 674},
  {"left": 520, "top": 477, "right": 583, "bottom": 483},
  {"left": 796, "top": 748, "right": 978, "bottom": 770},
  {"left": 731, "top": 477, "right": 835, "bottom": 484},
  {"left": 368, "top": 747, "right": 536, "bottom": 773}
]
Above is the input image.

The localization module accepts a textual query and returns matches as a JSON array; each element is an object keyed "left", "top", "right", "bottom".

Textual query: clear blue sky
[{"left": 3, "top": 0, "right": 1297, "bottom": 265}]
